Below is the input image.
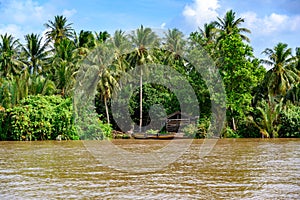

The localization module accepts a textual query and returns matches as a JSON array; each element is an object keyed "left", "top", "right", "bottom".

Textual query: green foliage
[
  {"left": 4, "top": 95, "right": 77, "bottom": 141},
  {"left": 1, "top": 13, "right": 300, "bottom": 140},
  {"left": 217, "top": 31, "right": 265, "bottom": 132},
  {"left": 146, "top": 129, "right": 158, "bottom": 134},
  {"left": 223, "top": 127, "right": 240, "bottom": 138},
  {"left": 196, "top": 117, "right": 211, "bottom": 138},
  {"left": 182, "top": 124, "right": 197, "bottom": 138},
  {"left": 248, "top": 96, "right": 283, "bottom": 138},
  {"left": 279, "top": 104, "right": 300, "bottom": 138}
]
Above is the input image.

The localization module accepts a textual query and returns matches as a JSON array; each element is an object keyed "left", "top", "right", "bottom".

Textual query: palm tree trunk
[
  {"left": 104, "top": 96, "right": 110, "bottom": 124},
  {"left": 139, "top": 68, "right": 143, "bottom": 132},
  {"left": 232, "top": 117, "right": 236, "bottom": 131}
]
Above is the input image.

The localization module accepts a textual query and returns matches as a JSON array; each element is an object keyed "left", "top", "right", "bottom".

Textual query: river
[{"left": 1, "top": 139, "right": 299, "bottom": 199}]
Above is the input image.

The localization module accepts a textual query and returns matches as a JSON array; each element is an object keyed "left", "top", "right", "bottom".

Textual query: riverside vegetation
[{"left": 0, "top": 10, "right": 300, "bottom": 140}]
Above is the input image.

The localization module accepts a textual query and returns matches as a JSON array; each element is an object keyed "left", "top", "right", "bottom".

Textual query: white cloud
[
  {"left": 0, "top": 24, "right": 23, "bottom": 39},
  {"left": 182, "top": 0, "right": 220, "bottom": 29},
  {"left": 3, "top": 0, "right": 49, "bottom": 25},
  {"left": 242, "top": 12, "right": 300, "bottom": 35},
  {"left": 0, "top": 0, "right": 77, "bottom": 41},
  {"left": 160, "top": 22, "right": 166, "bottom": 29},
  {"left": 63, "top": 9, "right": 77, "bottom": 18}
]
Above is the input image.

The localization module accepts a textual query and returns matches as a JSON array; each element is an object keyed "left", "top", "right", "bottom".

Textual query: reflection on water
[{"left": 0, "top": 139, "right": 299, "bottom": 199}]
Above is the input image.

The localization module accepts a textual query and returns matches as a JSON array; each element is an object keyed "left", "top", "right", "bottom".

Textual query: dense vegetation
[{"left": 0, "top": 10, "right": 299, "bottom": 140}]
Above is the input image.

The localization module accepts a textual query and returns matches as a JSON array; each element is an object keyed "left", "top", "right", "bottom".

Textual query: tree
[
  {"left": 163, "top": 28, "right": 186, "bottom": 57},
  {"left": 129, "top": 25, "right": 159, "bottom": 132},
  {"left": 248, "top": 96, "right": 283, "bottom": 138},
  {"left": 98, "top": 66, "right": 119, "bottom": 124},
  {"left": 52, "top": 38, "right": 78, "bottom": 97},
  {"left": 74, "top": 30, "right": 96, "bottom": 59},
  {"left": 0, "top": 34, "right": 23, "bottom": 77},
  {"left": 95, "top": 31, "right": 110, "bottom": 44},
  {"left": 218, "top": 31, "right": 265, "bottom": 132},
  {"left": 21, "top": 33, "right": 50, "bottom": 76},
  {"left": 261, "top": 42, "right": 299, "bottom": 97},
  {"left": 214, "top": 9, "right": 251, "bottom": 42},
  {"left": 295, "top": 47, "right": 300, "bottom": 70},
  {"left": 44, "top": 15, "right": 74, "bottom": 45},
  {"left": 161, "top": 28, "right": 186, "bottom": 73}
]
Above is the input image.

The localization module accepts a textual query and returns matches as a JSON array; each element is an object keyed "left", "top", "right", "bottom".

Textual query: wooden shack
[{"left": 165, "top": 111, "right": 198, "bottom": 132}]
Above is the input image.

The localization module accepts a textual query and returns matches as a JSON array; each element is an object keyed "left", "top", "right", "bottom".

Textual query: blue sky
[{"left": 0, "top": 0, "right": 299, "bottom": 59}]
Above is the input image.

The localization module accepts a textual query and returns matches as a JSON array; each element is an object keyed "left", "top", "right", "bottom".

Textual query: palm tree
[
  {"left": 110, "top": 30, "right": 131, "bottom": 82},
  {"left": 75, "top": 30, "right": 96, "bottom": 49},
  {"left": 214, "top": 10, "right": 251, "bottom": 42},
  {"left": 21, "top": 34, "right": 50, "bottom": 76},
  {"left": 129, "top": 25, "right": 159, "bottom": 132},
  {"left": 44, "top": 15, "right": 74, "bottom": 45},
  {"left": 164, "top": 28, "right": 186, "bottom": 59},
  {"left": 248, "top": 95, "right": 283, "bottom": 138},
  {"left": 95, "top": 31, "right": 110, "bottom": 44},
  {"left": 261, "top": 43, "right": 299, "bottom": 96},
  {"left": 74, "top": 30, "right": 96, "bottom": 58},
  {"left": 0, "top": 33, "right": 23, "bottom": 77},
  {"left": 98, "top": 66, "right": 120, "bottom": 124},
  {"left": 52, "top": 38, "right": 78, "bottom": 97},
  {"left": 198, "top": 22, "right": 217, "bottom": 46}
]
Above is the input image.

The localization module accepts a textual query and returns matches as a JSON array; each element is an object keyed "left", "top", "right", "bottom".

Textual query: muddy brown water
[{"left": 0, "top": 139, "right": 299, "bottom": 199}]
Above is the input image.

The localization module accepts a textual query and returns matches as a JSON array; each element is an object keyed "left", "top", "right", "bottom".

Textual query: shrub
[
  {"left": 279, "top": 104, "right": 300, "bottom": 138},
  {"left": 6, "top": 95, "right": 77, "bottom": 140}
]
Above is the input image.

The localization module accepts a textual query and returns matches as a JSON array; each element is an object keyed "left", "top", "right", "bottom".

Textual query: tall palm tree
[
  {"left": 52, "top": 38, "right": 78, "bottom": 97},
  {"left": 199, "top": 22, "right": 217, "bottom": 45},
  {"left": 74, "top": 30, "right": 96, "bottom": 59},
  {"left": 0, "top": 33, "right": 23, "bottom": 77},
  {"left": 214, "top": 10, "right": 251, "bottom": 42},
  {"left": 110, "top": 30, "right": 131, "bottom": 80},
  {"left": 44, "top": 15, "right": 74, "bottom": 45},
  {"left": 261, "top": 42, "right": 299, "bottom": 96},
  {"left": 98, "top": 66, "right": 120, "bottom": 124},
  {"left": 129, "top": 25, "right": 159, "bottom": 132},
  {"left": 164, "top": 28, "right": 186, "bottom": 58},
  {"left": 21, "top": 33, "right": 50, "bottom": 76}
]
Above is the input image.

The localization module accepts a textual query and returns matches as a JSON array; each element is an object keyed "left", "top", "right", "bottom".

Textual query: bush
[
  {"left": 182, "top": 124, "right": 197, "bottom": 138},
  {"left": 279, "top": 104, "right": 300, "bottom": 138},
  {"left": 5, "top": 95, "right": 78, "bottom": 140},
  {"left": 223, "top": 127, "right": 240, "bottom": 138}
]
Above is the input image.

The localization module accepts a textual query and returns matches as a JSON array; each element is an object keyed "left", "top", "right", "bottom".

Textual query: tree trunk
[
  {"left": 104, "top": 96, "right": 110, "bottom": 124},
  {"left": 232, "top": 117, "right": 236, "bottom": 131},
  {"left": 139, "top": 68, "right": 143, "bottom": 132}
]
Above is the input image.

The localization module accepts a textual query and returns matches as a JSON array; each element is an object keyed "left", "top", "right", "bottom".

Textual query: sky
[{"left": 0, "top": 0, "right": 299, "bottom": 59}]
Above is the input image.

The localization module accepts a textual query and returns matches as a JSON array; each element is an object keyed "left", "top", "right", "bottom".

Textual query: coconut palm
[
  {"left": 21, "top": 34, "right": 50, "bottom": 76},
  {"left": 163, "top": 28, "right": 186, "bottom": 59},
  {"left": 95, "top": 31, "right": 110, "bottom": 44},
  {"left": 75, "top": 30, "right": 96, "bottom": 49},
  {"left": 0, "top": 34, "right": 23, "bottom": 77},
  {"left": 44, "top": 15, "right": 74, "bottom": 45},
  {"left": 109, "top": 30, "right": 131, "bottom": 83},
  {"left": 74, "top": 30, "right": 96, "bottom": 59},
  {"left": 261, "top": 43, "right": 299, "bottom": 96},
  {"left": 196, "top": 22, "right": 218, "bottom": 47},
  {"left": 98, "top": 66, "right": 120, "bottom": 124},
  {"left": 129, "top": 25, "right": 159, "bottom": 131},
  {"left": 52, "top": 38, "right": 78, "bottom": 97},
  {"left": 248, "top": 95, "right": 283, "bottom": 138},
  {"left": 214, "top": 10, "right": 251, "bottom": 42}
]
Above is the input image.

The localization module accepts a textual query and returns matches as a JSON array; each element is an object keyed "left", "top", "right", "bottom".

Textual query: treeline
[{"left": 0, "top": 10, "right": 299, "bottom": 140}]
